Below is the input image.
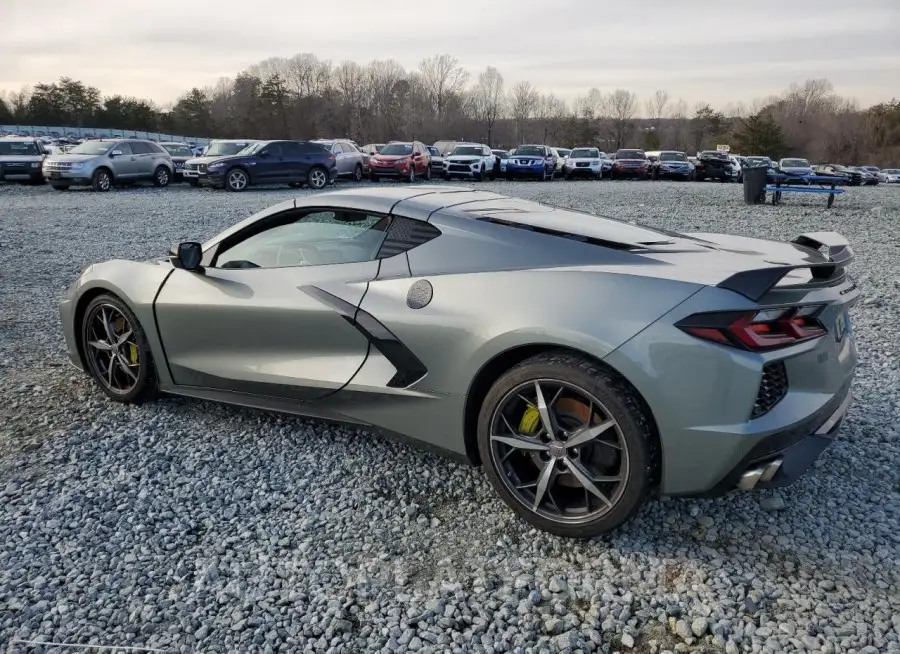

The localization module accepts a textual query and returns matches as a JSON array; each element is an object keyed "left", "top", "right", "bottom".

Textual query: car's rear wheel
[
  {"left": 478, "top": 352, "right": 654, "bottom": 538},
  {"left": 92, "top": 168, "right": 112, "bottom": 192},
  {"left": 353, "top": 164, "right": 363, "bottom": 181},
  {"left": 153, "top": 166, "right": 170, "bottom": 187},
  {"left": 424, "top": 164, "right": 432, "bottom": 181},
  {"left": 404, "top": 166, "right": 415, "bottom": 183},
  {"left": 226, "top": 168, "right": 249, "bottom": 192},
  {"left": 80, "top": 293, "right": 159, "bottom": 404},
  {"left": 308, "top": 166, "right": 328, "bottom": 190}
]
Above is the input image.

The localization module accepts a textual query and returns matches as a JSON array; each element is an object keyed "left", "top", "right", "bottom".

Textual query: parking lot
[{"left": 0, "top": 179, "right": 898, "bottom": 653}]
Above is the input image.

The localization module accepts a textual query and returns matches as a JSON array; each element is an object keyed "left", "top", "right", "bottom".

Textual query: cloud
[{"left": 1, "top": 0, "right": 897, "bottom": 107}]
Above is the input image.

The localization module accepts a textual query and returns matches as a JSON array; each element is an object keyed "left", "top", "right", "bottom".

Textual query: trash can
[{"left": 743, "top": 165, "right": 768, "bottom": 204}]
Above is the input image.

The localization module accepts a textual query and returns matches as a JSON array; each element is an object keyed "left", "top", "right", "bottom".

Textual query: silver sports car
[{"left": 59, "top": 186, "right": 859, "bottom": 537}]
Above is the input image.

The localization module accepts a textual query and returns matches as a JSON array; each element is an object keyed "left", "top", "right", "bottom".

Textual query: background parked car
[
  {"left": 204, "top": 140, "right": 338, "bottom": 191},
  {"left": 491, "top": 149, "right": 510, "bottom": 177},
  {"left": 852, "top": 167, "right": 879, "bottom": 185},
  {"left": 42, "top": 138, "right": 173, "bottom": 192},
  {"left": 361, "top": 143, "right": 385, "bottom": 156},
  {"left": 778, "top": 157, "right": 814, "bottom": 180},
  {"left": 814, "top": 164, "right": 862, "bottom": 186},
  {"left": 879, "top": 168, "right": 900, "bottom": 183},
  {"left": 728, "top": 156, "right": 743, "bottom": 182},
  {"left": 563, "top": 147, "right": 604, "bottom": 180},
  {"left": 649, "top": 150, "right": 693, "bottom": 180},
  {"left": 0, "top": 137, "right": 46, "bottom": 185},
  {"left": 432, "top": 140, "right": 462, "bottom": 157},
  {"left": 443, "top": 143, "right": 495, "bottom": 180},
  {"left": 159, "top": 142, "right": 194, "bottom": 182},
  {"left": 183, "top": 139, "right": 258, "bottom": 186},
  {"left": 694, "top": 150, "right": 734, "bottom": 182},
  {"left": 368, "top": 141, "right": 431, "bottom": 182},
  {"left": 506, "top": 144, "right": 556, "bottom": 181},
  {"left": 550, "top": 147, "right": 571, "bottom": 177},
  {"left": 427, "top": 146, "right": 444, "bottom": 176},
  {"left": 311, "top": 139, "right": 368, "bottom": 181},
  {"left": 610, "top": 149, "right": 650, "bottom": 180}
]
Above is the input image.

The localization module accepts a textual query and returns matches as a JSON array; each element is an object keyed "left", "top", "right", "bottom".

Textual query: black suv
[
  {"left": 693, "top": 150, "right": 734, "bottom": 182},
  {"left": 204, "top": 140, "right": 338, "bottom": 192}
]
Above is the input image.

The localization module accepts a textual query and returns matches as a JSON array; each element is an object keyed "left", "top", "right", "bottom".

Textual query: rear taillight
[
  {"left": 676, "top": 305, "right": 827, "bottom": 351},
  {"left": 328, "top": 154, "right": 336, "bottom": 162}
]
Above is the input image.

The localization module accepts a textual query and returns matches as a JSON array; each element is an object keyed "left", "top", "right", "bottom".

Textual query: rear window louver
[{"left": 473, "top": 215, "right": 642, "bottom": 251}]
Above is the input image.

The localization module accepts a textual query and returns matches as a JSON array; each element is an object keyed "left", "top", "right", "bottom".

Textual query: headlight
[
  {"left": 70, "top": 162, "right": 83, "bottom": 170},
  {"left": 208, "top": 162, "right": 223, "bottom": 170},
  {"left": 31, "top": 162, "right": 40, "bottom": 168}
]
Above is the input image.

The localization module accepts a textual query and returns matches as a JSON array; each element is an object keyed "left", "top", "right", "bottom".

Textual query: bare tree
[
  {"left": 534, "top": 93, "right": 567, "bottom": 143},
  {"left": 603, "top": 89, "right": 639, "bottom": 149},
  {"left": 468, "top": 66, "right": 505, "bottom": 146},
  {"left": 418, "top": 54, "right": 469, "bottom": 118},
  {"left": 510, "top": 81, "right": 539, "bottom": 143},
  {"left": 645, "top": 89, "right": 670, "bottom": 128},
  {"left": 333, "top": 61, "right": 369, "bottom": 139}
]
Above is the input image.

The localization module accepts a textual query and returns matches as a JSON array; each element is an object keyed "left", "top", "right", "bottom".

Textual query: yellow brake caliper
[
  {"left": 519, "top": 406, "right": 541, "bottom": 434},
  {"left": 129, "top": 344, "right": 139, "bottom": 365}
]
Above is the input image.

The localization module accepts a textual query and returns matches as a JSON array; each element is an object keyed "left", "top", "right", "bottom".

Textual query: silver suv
[
  {"left": 310, "top": 138, "right": 368, "bottom": 181},
  {"left": 42, "top": 139, "right": 174, "bottom": 191}
]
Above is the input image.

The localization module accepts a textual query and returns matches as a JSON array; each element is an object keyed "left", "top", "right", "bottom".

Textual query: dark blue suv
[{"left": 203, "top": 140, "right": 338, "bottom": 192}]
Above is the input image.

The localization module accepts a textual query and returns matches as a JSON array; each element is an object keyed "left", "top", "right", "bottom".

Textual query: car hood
[
  {"left": 169, "top": 156, "right": 191, "bottom": 163},
  {"left": 45, "top": 154, "right": 101, "bottom": 163},
  {"left": 566, "top": 157, "right": 601, "bottom": 164},
  {"left": 371, "top": 155, "right": 411, "bottom": 162},
  {"left": 657, "top": 160, "right": 691, "bottom": 165},
  {"left": 0, "top": 154, "right": 43, "bottom": 162},
  {"left": 509, "top": 154, "right": 546, "bottom": 161},
  {"left": 185, "top": 156, "right": 223, "bottom": 165},
  {"left": 615, "top": 158, "right": 649, "bottom": 164},
  {"left": 780, "top": 166, "right": 812, "bottom": 173},
  {"left": 445, "top": 155, "right": 481, "bottom": 162}
]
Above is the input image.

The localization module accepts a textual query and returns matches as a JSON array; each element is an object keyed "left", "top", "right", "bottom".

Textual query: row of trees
[{"left": 2, "top": 54, "right": 898, "bottom": 164}]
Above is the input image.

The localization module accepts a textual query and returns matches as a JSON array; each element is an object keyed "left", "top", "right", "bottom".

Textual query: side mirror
[
  {"left": 110, "top": 150, "right": 122, "bottom": 157},
  {"left": 259, "top": 150, "right": 270, "bottom": 158},
  {"left": 174, "top": 241, "right": 204, "bottom": 272}
]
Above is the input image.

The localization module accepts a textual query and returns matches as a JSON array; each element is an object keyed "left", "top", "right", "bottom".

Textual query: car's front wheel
[
  {"left": 225, "top": 168, "right": 249, "bottom": 192},
  {"left": 478, "top": 352, "right": 655, "bottom": 538},
  {"left": 80, "top": 293, "right": 159, "bottom": 404},
  {"left": 91, "top": 168, "right": 113, "bottom": 192},
  {"left": 353, "top": 164, "right": 363, "bottom": 182}
]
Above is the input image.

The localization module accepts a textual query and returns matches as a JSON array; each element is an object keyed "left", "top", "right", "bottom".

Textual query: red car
[
  {"left": 368, "top": 141, "right": 432, "bottom": 182},
  {"left": 610, "top": 149, "right": 651, "bottom": 180}
]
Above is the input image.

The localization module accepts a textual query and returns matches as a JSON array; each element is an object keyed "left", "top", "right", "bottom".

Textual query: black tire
[
  {"left": 51, "top": 184, "right": 69, "bottom": 191},
  {"left": 424, "top": 164, "right": 432, "bottom": 181},
  {"left": 80, "top": 293, "right": 159, "bottom": 404},
  {"left": 91, "top": 168, "right": 113, "bottom": 192},
  {"left": 403, "top": 165, "right": 415, "bottom": 183},
  {"left": 477, "top": 166, "right": 486, "bottom": 182},
  {"left": 353, "top": 164, "right": 363, "bottom": 182},
  {"left": 477, "top": 351, "right": 654, "bottom": 538},
  {"left": 152, "top": 166, "right": 170, "bottom": 188},
  {"left": 225, "top": 167, "right": 250, "bottom": 192},
  {"left": 288, "top": 182, "right": 303, "bottom": 188}
]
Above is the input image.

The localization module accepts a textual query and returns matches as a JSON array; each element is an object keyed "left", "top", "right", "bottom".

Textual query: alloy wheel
[
  {"left": 228, "top": 170, "right": 248, "bottom": 191},
  {"left": 85, "top": 304, "right": 141, "bottom": 395},
  {"left": 156, "top": 168, "right": 169, "bottom": 185},
  {"left": 97, "top": 171, "right": 111, "bottom": 191},
  {"left": 309, "top": 168, "right": 327, "bottom": 189},
  {"left": 489, "top": 379, "right": 629, "bottom": 524}
]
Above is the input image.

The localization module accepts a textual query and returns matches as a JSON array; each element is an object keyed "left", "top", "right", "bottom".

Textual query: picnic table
[{"left": 766, "top": 174, "right": 846, "bottom": 208}]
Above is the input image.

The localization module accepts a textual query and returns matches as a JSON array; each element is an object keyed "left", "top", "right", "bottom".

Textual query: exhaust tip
[{"left": 736, "top": 458, "right": 783, "bottom": 491}]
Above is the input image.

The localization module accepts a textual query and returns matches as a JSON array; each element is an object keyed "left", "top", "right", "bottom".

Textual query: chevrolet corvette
[{"left": 59, "top": 186, "right": 858, "bottom": 537}]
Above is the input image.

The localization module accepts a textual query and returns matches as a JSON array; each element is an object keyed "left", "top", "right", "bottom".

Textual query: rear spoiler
[{"left": 717, "top": 231, "right": 854, "bottom": 301}]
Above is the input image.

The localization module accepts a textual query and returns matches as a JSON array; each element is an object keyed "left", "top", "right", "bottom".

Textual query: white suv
[{"left": 443, "top": 143, "right": 495, "bottom": 180}]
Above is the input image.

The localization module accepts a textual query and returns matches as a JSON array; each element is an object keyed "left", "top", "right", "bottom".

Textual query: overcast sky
[{"left": 2, "top": 0, "right": 898, "bottom": 110}]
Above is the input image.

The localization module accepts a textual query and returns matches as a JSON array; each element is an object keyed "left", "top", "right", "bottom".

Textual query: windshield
[
  {"left": 515, "top": 145, "right": 545, "bottom": 156},
  {"left": 557, "top": 149, "right": 571, "bottom": 157},
  {"left": 883, "top": 169, "right": 900, "bottom": 174},
  {"left": 452, "top": 146, "right": 484, "bottom": 156},
  {"left": 380, "top": 143, "right": 413, "bottom": 155},
  {"left": 492, "top": 150, "right": 509, "bottom": 159},
  {"left": 312, "top": 140, "right": 334, "bottom": 149},
  {"left": 659, "top": 152, "right": 687, "bottom": 162},
  {"left": 0, "top": 141, "right": 42, "bottom": 155},
  {"left": 162, "top": 144, "right": 192, "bottom": 157},
  {"left": 69, "top": 141, "right": 115, "bottom": 155},
  {"left": 617, "top": 150, "right": 645, "bottom": 159},
  {"left": 206, "top": 141, "right": 255, "bottom": 157},
  {"left": 569, "top": 148, "right": 599, "bottom": 158},
  {"left": 781, "top": 159, "right": 809, "bottom": 167},
  {"left": 427, "top": 147, "right": 439, "bottom": 156}
]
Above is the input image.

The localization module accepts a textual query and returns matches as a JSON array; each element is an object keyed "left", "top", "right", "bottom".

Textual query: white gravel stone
[{"left": 1, "top": 179, "right": 899, "bottom": 652}]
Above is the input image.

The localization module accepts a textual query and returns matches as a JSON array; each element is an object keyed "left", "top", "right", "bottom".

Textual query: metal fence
[{"left": 0, "top": 125, "right": 210, "bottom": 145}]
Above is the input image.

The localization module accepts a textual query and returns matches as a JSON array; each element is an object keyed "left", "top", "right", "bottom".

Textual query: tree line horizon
[{"left": 2, "top": 53, "right": 898, "bottom": 165}]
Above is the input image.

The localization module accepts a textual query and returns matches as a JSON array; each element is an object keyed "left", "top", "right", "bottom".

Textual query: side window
[
  {"left": 332, "top": 143, "right": 343, "bottom": 154},
  {"left": 300, "top": 142, "right": 326, "bottom": 154},
  {"left": 214, "top": 210, "right": 390, "bottom": 269},
  {"left": 113, "top": 142, "right": 133, "bottom": 156},
  {"left": 260, "top": 143, "right": 284, "bottom": 158},
  {"left": 280, "top": 142, "right": 301, "bottom": 157},
  {"left": 147, "top": 142, "right": 165, "bottom": 154},
  {"left": 129, "top": 142, "right": 150, "bottom": 154}
]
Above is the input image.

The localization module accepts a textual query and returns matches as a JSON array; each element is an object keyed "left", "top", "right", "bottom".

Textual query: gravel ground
[{"left": 0, "top": 179, "right": 898, "bottom": 654}]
